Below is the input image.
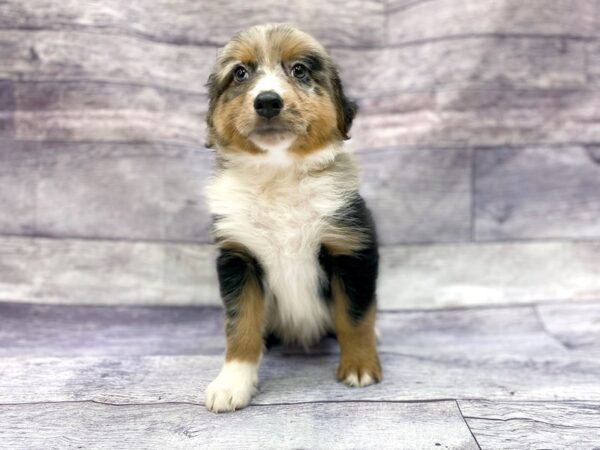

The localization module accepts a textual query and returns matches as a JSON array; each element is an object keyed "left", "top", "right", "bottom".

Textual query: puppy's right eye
[{"left": 233, "top": 66, "right": 249, "bottom": 82}]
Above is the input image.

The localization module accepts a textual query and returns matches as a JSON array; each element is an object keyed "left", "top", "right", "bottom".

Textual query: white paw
[
  {"left": 343, "top": 371, "right": 376, "bottom": 387},
  {"left": 205, "top": 360, "right": 258, "bottom": 413}
]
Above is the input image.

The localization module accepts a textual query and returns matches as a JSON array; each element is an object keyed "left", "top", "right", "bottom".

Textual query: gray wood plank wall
[{"left": 1, "top": 0, "right": 599, "bottom": 306}]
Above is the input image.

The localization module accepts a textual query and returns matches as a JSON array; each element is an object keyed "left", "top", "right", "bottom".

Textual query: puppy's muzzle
[{"left": 254, "top": 91, "right": 283, "bottom": 120}]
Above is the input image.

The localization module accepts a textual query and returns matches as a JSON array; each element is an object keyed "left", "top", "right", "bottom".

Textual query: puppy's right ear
[{"left": 204, "top": 72, "right": 219, "bottom": 148}]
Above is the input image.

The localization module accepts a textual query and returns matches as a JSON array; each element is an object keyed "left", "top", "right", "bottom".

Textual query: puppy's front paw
[
  {"left": 205, "top": 361, "right": 258, "bottom": 413},
  {"left": 337, "top": 357, "right": 382, "bottom": 388}
]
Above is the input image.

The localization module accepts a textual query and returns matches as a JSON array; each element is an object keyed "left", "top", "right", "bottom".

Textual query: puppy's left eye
[{"left": 291, "top": 64, "right": 308, "bottom": 80}]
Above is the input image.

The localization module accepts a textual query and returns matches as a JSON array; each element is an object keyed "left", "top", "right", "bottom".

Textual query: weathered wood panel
[
  {"left": 2, "top": 349, "right": 599, "bottom": 404},
  {"left": 0, "top": 30, "right": 215, "bottom": 93},
  {"left": 388, "top": 0, "right": 599, "bottom": 44},
  {"left": 378, "top": 241, "right": 600, "bottom": 309},
  {"left": 355, "top": 86, "right": 600, "bottom": 143},
  {"left": 587, "top": 41, "right": 600, "bottom": 87},
  {"left": 0, "top": 80, "right": 14, "bottom": 137},
  {"left": 350, "top": 91, "right": 600, "bottom": 149},
  {"left": 0, "top": 401, "right": 478, "bottom": 450},
  {"left": 11, "top": 81, "right": 206, "bottom": 145},
  {"left": 0, "top": 31, "right": 586, "bottom": 94},
  {"left": 0, "top": 302, "right": 568, "bottom": 358},
  {"left": 0, "top": 141, "right": 215, "bottom": 242},
  {"left": 2, "top": 237, "right": 600, "bottom": 307},
  {"left": 0, "top": 237, "right": 220, "bottom": 306},
  {"left": 0, "top": 151, "right": 36, "bottom": 235},
  {"left": 0, "top": 0, "right": 387, "bottom": 48},
  {"left": 375, "top": 304, "right": 567, "bottom": 357},
  {"left": 460, "top": 400, "right": 600, "bottom": 450},
  {"left": 333, "top": 37, "right": 586, "bottom": 96},
  {"left": 358, "top": 147, "right": 471, "bottom": 245},
  {"left": 0, "top": 303, "right": 224, "bottom": 358},
  {"left": 475, "top": 145, "right": 600, "bottom": 240},
  {"left": 537, "top": 302, "right": 600, "bottom": 352}
]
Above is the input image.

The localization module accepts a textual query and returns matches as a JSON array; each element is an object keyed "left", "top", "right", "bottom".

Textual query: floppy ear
[
  {"left": 331, "top": 68, "right": 358, "bottom": 140},
  {"left": 204, "top": 72, "right": 219, "bottom": 148}
]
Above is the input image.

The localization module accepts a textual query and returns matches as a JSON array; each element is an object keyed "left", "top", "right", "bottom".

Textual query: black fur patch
[
  {"left": 301, "top": 53, "right": 324, "bottom": 72},
  {"left": 331, "top": 194, "right": 379, "bottom": 323},
  {"left": 331, "top": 69, "right": 358, "bottom": 140},
  {"left": 318, "top": 245, "right": 334, "bottom": 302},
  {"left": 216, "top": 247, "right": 264, "bottom": 320}
]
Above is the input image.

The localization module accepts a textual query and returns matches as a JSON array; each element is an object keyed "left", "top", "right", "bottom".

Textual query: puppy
[{"left": 204, "top": 24, "right": 381, "bottom": 413}]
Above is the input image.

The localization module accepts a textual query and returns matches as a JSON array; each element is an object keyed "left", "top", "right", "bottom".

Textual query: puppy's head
[{"left": 206, "top": 24, "right": 357, "bottom": 160}]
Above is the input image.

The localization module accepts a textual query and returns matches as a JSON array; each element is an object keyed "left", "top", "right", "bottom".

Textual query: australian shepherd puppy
[{"left": 204, "top": 24, "right": 381, "bottom": 413}]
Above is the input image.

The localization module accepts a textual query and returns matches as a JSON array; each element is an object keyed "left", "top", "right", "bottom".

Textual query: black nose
[{"left": 254, "top": 91, "right": 283, "bottom": 119}]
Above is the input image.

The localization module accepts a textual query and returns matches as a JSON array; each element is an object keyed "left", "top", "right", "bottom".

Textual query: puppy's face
[{"left": 206, "top": 24, "right": 356, "bottom": 159}]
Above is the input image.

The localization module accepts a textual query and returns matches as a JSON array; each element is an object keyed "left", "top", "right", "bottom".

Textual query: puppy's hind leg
[{"left": 205, "top": 247, "right": 266, "bottom": 413}]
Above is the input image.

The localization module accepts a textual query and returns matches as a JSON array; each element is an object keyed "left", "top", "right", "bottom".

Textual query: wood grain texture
[
  {"left": 388, "top": 0, "right": 599, "bottom": 44},
  {"left": 0, "top": 141, "right": 215, "bottom": 242},
  {"left": 0, "top": 302, "right": 568, "bottom": 358},
  {"left": 333, "top": 37, "right": 586, "bottom": 96},
  {"left": 2, "top": 237, "right": 600, "bottom": 308},
  {"left": 2, "top": 345, "right": 599, "bottom": 405},
  {"left": 0, "top": 236, "right": 220, "bottom": 306},
  {"left": 0, "top": 0, "right": 387, "bottom": 48},
  {"left": 350, "top": 89, "right": 600, "bottom": 149},
  {"left": 587, "top": 41, "right": 600, "bottom": 87},
  {"left": 0, "top": 80, "right": 15, "bottom": 137},
  {"left": 377, "top": 241, "right": 600, "bottom": 309},
  {"left": 0, "top": 401, "right": 478, "bottom": 450},
  {"left": 460, "top": 400, "right": 600, "bottom": 450},
  {"left": 0, "top": 300, "right": 598, "bottom": 448},
  {"left": 474, "top": 146, "right": 600, "bottom": 241},
  {"left": 0, "top": 30, "right": 215, "bottom": 93},
  {"left": 0, "top": 151, "right": 36, "bottom": 235},
  {"left": 11, "top": 81, "right": 207, "bottom": 145},
  {"left": 358, "top": 147, "right": 471, "bottom": 245},
  {"left": 537, "top": 302, "right": 600, "bottom": 352},
  {"left": 0, "top": 303, "right": 225, "bottom": 358}
]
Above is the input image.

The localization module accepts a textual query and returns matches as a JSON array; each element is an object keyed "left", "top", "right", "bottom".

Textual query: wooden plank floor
[{"left": 1, "top": 301, "right": 599, "bottom": 449}]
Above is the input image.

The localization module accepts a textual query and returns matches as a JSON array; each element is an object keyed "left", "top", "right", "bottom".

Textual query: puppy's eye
[
  {"left": 291, "top": 64, "right": 308, "bottom": 80},
  {"left": 233, "top": 66, "right": 249, "bottom": 82}
]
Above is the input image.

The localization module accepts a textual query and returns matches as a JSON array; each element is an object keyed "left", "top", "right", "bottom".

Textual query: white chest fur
[{"left": 205, "top": 152, "right": 357, "bottom": 346}]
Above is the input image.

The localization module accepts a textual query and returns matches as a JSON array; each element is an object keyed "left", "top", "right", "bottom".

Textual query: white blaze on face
[
  {"left": 250, "top": 70, "right": 287, "bottom": 98},
  {"left": 248, "top": 70, "right": 296, "bottom": 156}
]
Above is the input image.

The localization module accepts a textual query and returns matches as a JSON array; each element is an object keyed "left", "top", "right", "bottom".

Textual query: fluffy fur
[{"left": 204, "top": 24, "right": 381, "bottom": 413}]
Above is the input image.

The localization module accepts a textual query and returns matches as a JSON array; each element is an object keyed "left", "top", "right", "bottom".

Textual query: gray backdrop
[{"left": 1, "top": 0, "right": 599, "bottom": 308}]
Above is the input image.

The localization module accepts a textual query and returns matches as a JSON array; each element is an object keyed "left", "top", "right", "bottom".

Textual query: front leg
[
  {"left": 205, "top": 247, "right": 265, "bottom": 413},
  {"left": 332, "top": 242, "right": 381, "bottom": 387}
]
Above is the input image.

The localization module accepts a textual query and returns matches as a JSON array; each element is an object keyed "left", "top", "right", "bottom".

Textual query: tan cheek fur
[
  {"left": 288, "top": 89, "right": 339, "bottom": 156},
  {"left": 213, "top": 95, "right": 263, "bottom": 154}
]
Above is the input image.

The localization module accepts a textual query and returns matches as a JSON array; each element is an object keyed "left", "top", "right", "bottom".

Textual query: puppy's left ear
[{"left": 331, "top": 68, "right": 358, "bottom": 140}]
